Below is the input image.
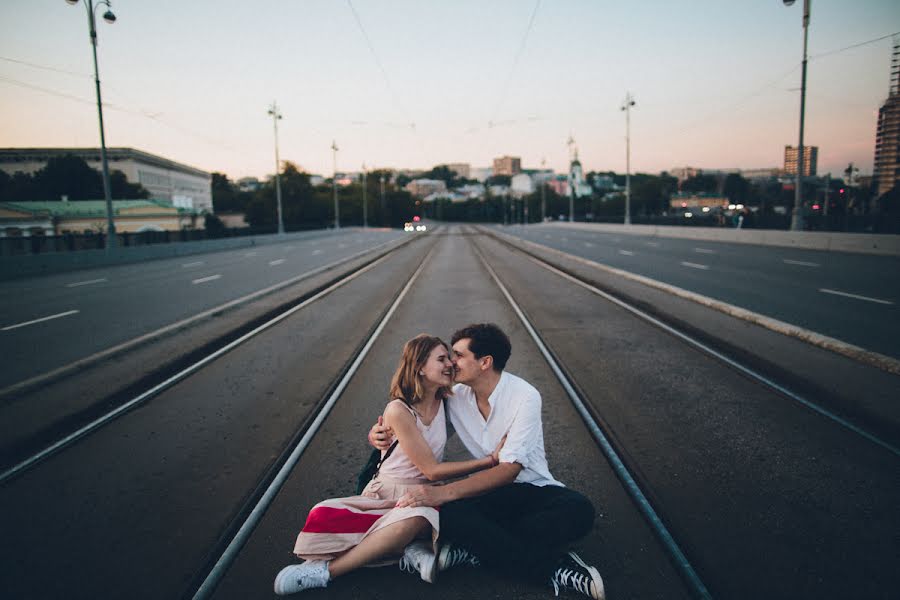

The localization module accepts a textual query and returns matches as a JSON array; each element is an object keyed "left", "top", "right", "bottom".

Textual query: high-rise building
[
  {"left": 784, "top": 145, "right": 818, "bottom": 176},
  {"left": 873, "top": 37, "right": 900, "bottom": 197},
  {"left": 492, "top": 156, "right": 521, "bottom": 176}
]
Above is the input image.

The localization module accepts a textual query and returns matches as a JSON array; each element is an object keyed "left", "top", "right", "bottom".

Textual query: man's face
[{"left": 451, "top": 338, "right": 484, "bottom": 385}]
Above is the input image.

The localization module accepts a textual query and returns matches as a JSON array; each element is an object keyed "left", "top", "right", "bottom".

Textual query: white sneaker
[
  {"left": 398, "top": 540, "right": 438, "bottom": 583},
  {"left": 273, "top": 560, "right": 330, "bottom": 595}
]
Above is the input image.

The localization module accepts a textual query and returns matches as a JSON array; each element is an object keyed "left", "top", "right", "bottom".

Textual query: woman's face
[{"left": 419, "top": 344, "right": 454, "bottom": 388}]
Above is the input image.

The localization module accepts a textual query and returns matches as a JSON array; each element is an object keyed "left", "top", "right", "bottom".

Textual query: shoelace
[
  {"left": 445, "top": 547, "right": 479, "bottom": 568},
  {"left": 398, "top": 555, "right": 418, "bottom": 574},
  {"left": 551, "top": 568, "right": 593, "bottom": 597}
]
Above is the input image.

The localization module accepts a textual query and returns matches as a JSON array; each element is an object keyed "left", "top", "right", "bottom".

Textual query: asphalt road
[
  {"left": 1, "top": 225, "right": 897, "bottom": 599},
  {"left": 0, "top": 228, "right": 406, "bottom": 389},
  {"left": 498, "top": 223, "right": 900, "bottom": 360}
]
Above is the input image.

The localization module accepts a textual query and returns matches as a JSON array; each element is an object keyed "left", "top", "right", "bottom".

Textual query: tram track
[
  {"left": 0, "top": 235, "right": 421, "bottom": 481},
  {"left": 3, "top": 226, "right": 895, "bottom": 599}
]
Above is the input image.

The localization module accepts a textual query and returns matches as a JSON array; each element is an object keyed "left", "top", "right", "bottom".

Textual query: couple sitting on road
[{"left": 274, "top": 323, "right": 604, "bottom": 599}]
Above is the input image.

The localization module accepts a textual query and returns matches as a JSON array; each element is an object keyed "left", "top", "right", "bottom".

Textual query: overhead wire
[
  {"left": 487, "top": 0, "right": 541, "bottom": 128},
  {"left": 345, "top": 0, "right": 415, "bottom": 132}
]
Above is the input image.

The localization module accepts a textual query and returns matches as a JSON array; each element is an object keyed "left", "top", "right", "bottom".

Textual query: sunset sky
[{"left": 1, "top": 0, "right": 898, "bottom": 180}]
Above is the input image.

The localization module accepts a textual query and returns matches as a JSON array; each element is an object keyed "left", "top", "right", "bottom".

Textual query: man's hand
[
  {"left": 395, "top": 484, "right": 447, "bottom": 508},
  {"left": 368, "top": 415, "right": 394, "bottom": 451}
]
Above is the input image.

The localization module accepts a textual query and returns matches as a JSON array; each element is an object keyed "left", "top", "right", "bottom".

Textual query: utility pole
[
  {"left": 541, "top": 157, "right": 547, "bottom": 222},
  {"left": 362, "top": 163, "right": 367, "bottom": 228},
  {"left": 380, "top": 174, "right": 386, "bottom": 226},
  {"left": 268, "top": 101, "right": 284, "bottom": 235},
  {"left": 786, "top": 0, "right": 811, "bottom": 231},
  {"left": 331, "top": 140, "right": 340, "bottom": 229},
  {"left": 621, "top": 92, "right": 636, "bottom": 225},
  {"left": 567, "top": 136, "right": 575, "bottom": 222}
]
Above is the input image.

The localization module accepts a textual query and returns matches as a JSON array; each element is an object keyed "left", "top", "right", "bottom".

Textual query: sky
[{"left": 1, "top": 1, "right": 898, "bottom": 181}]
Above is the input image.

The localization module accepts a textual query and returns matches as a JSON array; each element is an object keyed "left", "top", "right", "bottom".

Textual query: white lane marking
[
  {"left": 681, "top": 261, "right": 709, "bottom": 270},
  {"left": 312, "top": 249, "right": 323, "bottom": 255},
  {"left": 285, "top": 245, "right": 294, "bottom": 250},
  {"left": 561, "top": 237, "right": 569, "bottom": 242},
  {"left": 182, "top": 261, "right": 205, "bottom": 268},
  {"left": 192, "top": 274, "right": 222, "bottom": 284},
  {"left": 819, "top": 288, "right": 893, "bottom": 305},
  {"left": 783, "top": 259, "right": 820, "bottom": 267},
  {"left": 584, "top": 242, "right": 594, "bottom": 248},
  {"left": 269, "top": 259, "right": 286, "bottom": 266},
  {"left": 619, "top": 250, "right": 634, "bottom": 256},
  {"left": 244, "top": 252, "right": 257, "bottom": 257},
  {"left": 693, "top": 248, "right": 716, "bottom": 254},
  {"left": 338, "top": 244, "right": 347, "bottom": 249},
  {"left": 646, "top": 241, "right": 660, "bottom": 247},
  {"left": 65, "top": 278, "right": 107, "bottom": 288},
  {"left": 2, "top": 310, "right": 80, "bottom": 331}
]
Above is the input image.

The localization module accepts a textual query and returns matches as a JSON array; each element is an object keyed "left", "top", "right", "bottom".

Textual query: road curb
[{"left": 489, "top": 228, "right": 900, "bottom": 377}]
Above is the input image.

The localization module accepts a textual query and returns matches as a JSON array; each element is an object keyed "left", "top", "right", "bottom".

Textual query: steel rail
[
  {"left": 0, "top": 245, "right": 407, "bottom": 486},
  {"left": 472, "top": 240, "right": 715, "bottom": 600},
  {"left": 486, "top": 231, "right": 900, "bottom": 459},
  {"left": 191, "top": 243, "right": 436, "bottom": 599}
]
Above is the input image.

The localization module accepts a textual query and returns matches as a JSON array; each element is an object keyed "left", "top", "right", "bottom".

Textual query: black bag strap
[{"left": 372, "top": 439, "right": 398, "bottom": 479}]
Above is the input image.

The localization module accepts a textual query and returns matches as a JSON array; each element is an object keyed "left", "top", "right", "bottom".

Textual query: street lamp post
[
  {"left": 331, "top": 140, "right": 340, "bottom": 229},
  {"left": 540, "top": 157, "right": 547, "bottom": 222},
  {"left": 361, "top": 164, "right": 367, "bottom": 228},
  {"left": 267, "top": 101, "right": 284, "bottom": 235},
  {"left": 785, "top": 0, "right": 810, "bottom": 231},
  {"left": 67, "top": 0, "right": 117, "bottom": 251},
  {"left": 380, "top": 174, "right": 386, "bottom": 226},
  {"left": 621, "top": 92, "right": 636, "bottom": 226}
]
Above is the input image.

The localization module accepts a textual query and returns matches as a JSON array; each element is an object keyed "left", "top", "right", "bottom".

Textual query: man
[{"left": 370, "top": 323, "right": 604, "bottom": 599}]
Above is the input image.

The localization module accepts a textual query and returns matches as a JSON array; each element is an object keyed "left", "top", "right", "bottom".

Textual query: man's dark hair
[{"left": 451, "top": 323, "right": 511, "bottom": 372}]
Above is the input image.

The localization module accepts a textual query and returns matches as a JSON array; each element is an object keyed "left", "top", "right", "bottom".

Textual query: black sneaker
[
  {"left": 550, "top": 551, "right": 605, "bottom": 599},
  {"left": 437, "top": 543, "right": 481, "bottom": 571}
]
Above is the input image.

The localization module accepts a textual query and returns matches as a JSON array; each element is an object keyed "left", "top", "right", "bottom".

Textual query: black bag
[{"left": 356, "top": 440, "right": 398, "bottom": 494}]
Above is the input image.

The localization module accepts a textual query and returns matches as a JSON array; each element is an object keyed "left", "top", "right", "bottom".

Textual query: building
[
  {"left": 568, "top": 153, "right": 592, "bottom": 198},
  {"left": 670, "top": 193, "right": 729, "bottom": 210},
  {"left": 510, "top": 173, "right": 534, "bottom": 197},
  {"left": 405, "top": 178, "right": 447, "bottom": 198},
  {"left": 469, "top": 167, "right": 493, "bottom": 182},
  {"left": 0, "top": 147, "right": 212, "bottom": 212},
  {"left": 0, "top": 199, "right": 201, "bottom": 237},
  {"left": 873, "top": 38, "right": 900, "bottom": 197},
  {"left": 445, "top": 163, "right": 471, "bottom": 179},
  {"left": 783, "top": 145, "right": 818, "bottom": 176},
  {"left": 492, "top": 156, "right": 521, "bottom": 177},
  {"left": 740, "top": 168, "right": 783, "bottom": 180},
  {"left": 669, "top": 166, "right": 702, "bottom": 183}
]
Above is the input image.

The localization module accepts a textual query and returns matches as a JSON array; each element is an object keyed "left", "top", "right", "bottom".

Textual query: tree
[
  {"left": 110, "top": 170, "right": 149, "bottom": 199},
  {"left": 723, "top": 173, "right": 749, "bottom": 205},
  {"left": 32, "top": 154, "right": 104, "bottom": 200},
  {"left": 486, "top": 174, "right": 511, "bottom": 186},
  {"left": 681, "top": 174, "right": 717, "bottom": 194},
  {"left": 0, "top": 154, "right": 149, "bottom": 202}
]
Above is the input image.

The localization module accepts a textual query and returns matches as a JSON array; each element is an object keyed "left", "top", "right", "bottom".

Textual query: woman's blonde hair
[{"left": 389, "top": 334, "right": 452, "bottom": 406}]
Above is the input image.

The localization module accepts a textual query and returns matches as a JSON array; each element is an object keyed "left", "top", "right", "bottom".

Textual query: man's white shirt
[{"left": 447, "top": 371, "right": 563, "bottom": 487}]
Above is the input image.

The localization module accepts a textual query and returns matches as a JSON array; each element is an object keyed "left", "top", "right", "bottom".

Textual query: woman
[{"left": 274, "top": 334, "right": 503, "bottom": 595}]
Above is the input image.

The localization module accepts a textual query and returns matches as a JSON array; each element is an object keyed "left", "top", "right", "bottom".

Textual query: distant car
[
  {"left": 416, "top": 225, "right": 427, "bottom": 232},
  {"left": 404, "top": 222, "right": 415, "bottom": 232}
]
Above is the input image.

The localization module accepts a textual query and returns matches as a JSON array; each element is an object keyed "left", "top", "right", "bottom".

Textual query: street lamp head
[
  {"left": 783, "top": 0, "right": 795, "bottom": 5},
  {"left": 65, "top": 0, "right": 79, "bottom": 5},
  {"left": 102, "top": 10, "right": 116, "bottom": 23}
]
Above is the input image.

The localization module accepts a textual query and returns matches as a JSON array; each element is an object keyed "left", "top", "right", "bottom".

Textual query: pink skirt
[{"left": 293, "top": 475, "right": 440, "bottom": 564}]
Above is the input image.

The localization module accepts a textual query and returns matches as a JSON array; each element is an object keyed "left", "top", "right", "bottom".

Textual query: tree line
[
  {"left": 0, "top": 154, "right": 148, "bottom": 202},
  {"left": 211, "top": 162, "right": 417, "bottom": 232}
]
